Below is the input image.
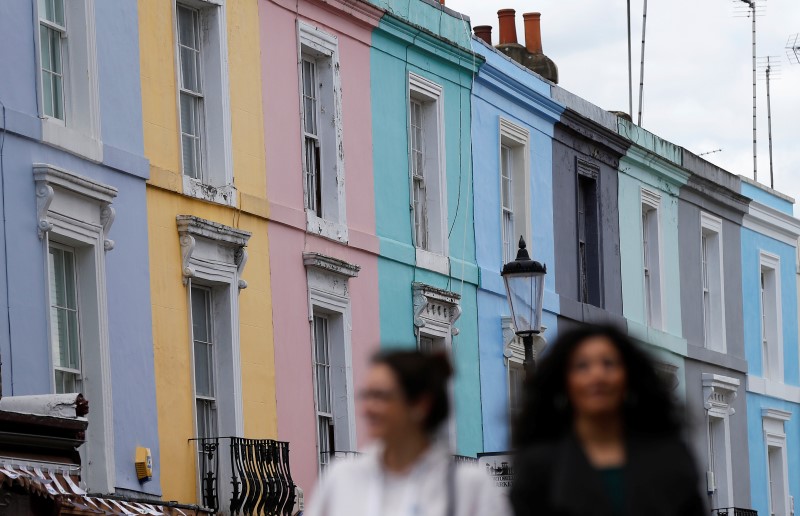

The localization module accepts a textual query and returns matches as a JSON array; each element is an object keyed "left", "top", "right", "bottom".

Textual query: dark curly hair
[
  {"left": 513, "top": 324, "right": 683, "bottom": 448},
  {"left": 372, "top": 350, "right": 453, "bottom": 433}
]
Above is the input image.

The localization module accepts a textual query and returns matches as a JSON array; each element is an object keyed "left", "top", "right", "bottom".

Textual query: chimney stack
[
  {"left": 497, "top": 9, "right": 518, "bottom": 45},
  {"left": 522, "top": 12, "right": 543, "bottom": 54},
  {"left": 474, "top": 25, "right": 492, "bottom": 45}
]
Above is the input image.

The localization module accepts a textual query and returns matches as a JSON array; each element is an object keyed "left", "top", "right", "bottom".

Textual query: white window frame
[
  {"left": 641, "top": 189, "right": 664, "bottom": 329},
  {"left": 173, "top": 0, "right": 235, "bottom": 206},
  {"left": 759, "top": 252, "right": 783, "bottom": 382},
  {"left": 702, "top": 374, "right": 739, "bottom": 508},
  {"left": 700, "top": 213, "right": 726, "bottom": 352},
  {"left": 304, "top": 253, "right": 360, "bottom": 471},
  {"left": 408, "top": 73, "right": 448, "bottom": 275},
  {"left": 34, "top": 0, "right": 103, "bottom": 161},
  {"left": 498, "top": 119, "right": 531, "bottom": 267},
  {"left": 190, "top": 284, "right": 218, "bottom": 441},
  {"left": 34, "top": 163, "right": 116, "bottom": 494},
  {"left": 48, "top": 242, "right": 83, "bottom": 394},
  {"left": 502, "top": 316, "right": 536, "bottom": 418},
  {"left": 297, "top": 22, "right": 348, "bottom": 243},
  {"left": 762, "top": 409, "right": 791, "bottom": 516}
]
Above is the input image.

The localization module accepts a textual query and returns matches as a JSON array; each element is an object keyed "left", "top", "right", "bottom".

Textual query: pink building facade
[{"left": 260, "top": 0, "right": 382, "bottom": 496}]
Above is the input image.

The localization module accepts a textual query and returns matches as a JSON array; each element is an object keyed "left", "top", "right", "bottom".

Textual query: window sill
[
  {"left": 42, "top": 120, "right": 103, "bottom": 162},
  {"left": 748, "top": 376, "right": 799, "bottom": 402},
  {"left": 415, "top": 248, "right": 449, "bottom": 275},
  {"left": 306, "top": 212, "right": 349, "bottom": 243},
  {"left": 182, "top": 176, "right": 237, "bottom": 207}
]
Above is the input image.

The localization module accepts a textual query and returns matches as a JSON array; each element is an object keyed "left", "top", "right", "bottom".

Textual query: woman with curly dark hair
[{"left": 511, "top": 324, "right": 706, "bottom": 516}]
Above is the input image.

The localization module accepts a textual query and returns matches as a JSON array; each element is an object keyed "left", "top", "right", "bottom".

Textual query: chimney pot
[
  {"left": 439, "top": 0, "right": 445, "bottom": 5},
  {"left": 474, "top": 25, "right": 492, "bottom": 45},
  {"left": 523, "top": 12, "right": 543, "bottom": 54},
  {"left": 497, "top": 9, "right": 518, "bottom": 45}
]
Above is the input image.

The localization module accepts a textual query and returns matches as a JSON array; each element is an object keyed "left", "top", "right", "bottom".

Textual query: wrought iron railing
[
  {"left": 191, "top": 437, "right": 295, "bottom": 516},
  {"left": 712, "top": 508, "right": 758, "bottom": 516}
]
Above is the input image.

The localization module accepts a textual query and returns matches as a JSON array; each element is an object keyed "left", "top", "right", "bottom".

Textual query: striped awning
[{"left": 0, "top": 465, "right": 211, "bottom": 515}]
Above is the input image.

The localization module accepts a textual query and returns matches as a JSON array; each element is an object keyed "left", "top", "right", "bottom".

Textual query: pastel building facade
[
  {"left": 370, "top": 1, "right": 484, "bottom": 457},
  {"left": 550, "top": 89, "right": 629, "bottom": 333},
  {"left": 739, "top": 178, "right": 800, "bottom": 516},
  {"left": 678, "top": 153, "right": 753, "bottom": 512},
  {"left": 138, "top": 0, "right": 279, "bottom": 507},
  {"left": 470, "top": 36, "right": 562, "bottom": 452},
  {"left": 0, "top": 0, "right": 160, "bottom": 497},
  {"left": 259, "top": 0, "right": 383, "bottom": 495},
  {"left": 617, "top": 120, "right": 689, "bottom": 400}
]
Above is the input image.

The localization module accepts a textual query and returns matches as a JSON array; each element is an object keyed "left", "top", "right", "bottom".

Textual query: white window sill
[
  {"left": 306, "top": 211, "right": 349, "bottom": 243},
  {"left": 416, "top": 248, "right": 449, "bottom": 275},
  {"left": 42, "top": 120, "right": 103, "bottom": 162},
  {"left": 182, "top": 176, "right": 237, "bottom": 207},
  {"left": 748, "top": 376, "right": 798, "bottom": 402}
]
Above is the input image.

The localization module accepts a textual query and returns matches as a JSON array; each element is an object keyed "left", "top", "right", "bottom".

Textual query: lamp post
[{"left": 501, "top": 237, "right": 547, "bottom": 376}]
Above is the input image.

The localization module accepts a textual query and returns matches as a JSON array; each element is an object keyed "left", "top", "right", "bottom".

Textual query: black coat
[{"left": 510, "top": 434, "right": 707, "bottom": 516}]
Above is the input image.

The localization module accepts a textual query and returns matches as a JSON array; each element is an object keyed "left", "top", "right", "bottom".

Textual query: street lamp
[{"left": 501, "top": 237, "right": 546, "bottom": 376}]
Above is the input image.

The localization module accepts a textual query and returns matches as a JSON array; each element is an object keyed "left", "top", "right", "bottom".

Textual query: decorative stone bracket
[
  {"left": 177, "top": 215, "right": 251, "bottom": 289},
  {"left": 702, "top": 373, "right": 740, "bottom": 416},
  {"left": 412, "top": 283, "right": 461, "bottom": 336},
  {"left": 34, "top": 164, "right": 118, "bottom": 251}
]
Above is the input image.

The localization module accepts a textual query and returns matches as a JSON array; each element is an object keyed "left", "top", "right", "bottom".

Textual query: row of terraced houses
[{"left": 0, "top": 0, "right": 798, "bottom": 514}]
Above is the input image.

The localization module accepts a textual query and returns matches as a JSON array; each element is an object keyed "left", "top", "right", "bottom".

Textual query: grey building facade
[{"left": 678, "top": 152, "right": 753, "bottom": 512}]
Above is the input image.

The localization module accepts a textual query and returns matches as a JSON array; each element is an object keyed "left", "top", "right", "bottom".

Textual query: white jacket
[{"left": 304, "top": 443, "right": 512, "bottom": 516}]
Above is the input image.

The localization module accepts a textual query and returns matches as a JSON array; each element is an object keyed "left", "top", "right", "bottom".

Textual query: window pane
[
  {"left": 48, "top": 28, "right": 62, "bottom": 74},
  {"left": 302, "top": 59, "right": 317, "bottom": 135},
  {"left": 51, "top": 73, "right": 63, "bottom": 120},
  {"left": 67, "top": 309, "right": 80, "bottom": 370},
  {"left": 180, "top": 47, "right": 199, "bottom": 92},
  {"left": 196, "top": 399, "right": 217, "bottom": 439},
  {"left": 55, "top": 369, "right": 80, "bottom": 394},
  {"left": 40, "top": 25, "right": 52, "bottom": 71},
  {"left": 51, "top": 306, "right": 69, "bottom": 367},
  {"left": 191, "top": 287, "right": 210, "bottom": 343},
  {"left": 194, "top": 341, "right": 213, "bottom": 397},
  {"left": 178, "top": 6, "right": 197, "bottom": 48}
]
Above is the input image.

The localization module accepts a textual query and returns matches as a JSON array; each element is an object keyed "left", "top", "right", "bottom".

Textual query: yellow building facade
[{"left": 138, "top": 0, "right": 277, "bottom": 504}]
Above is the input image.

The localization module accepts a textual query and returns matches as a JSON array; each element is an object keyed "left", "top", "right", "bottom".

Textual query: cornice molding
[
  {"left": 377, "top": 14, "right": 482, "bottom": 73},
  {"left": 702, "top": 373, "right": 739, "bottom": 415},
  {"left": 303, "top": 252, "right": 361, "bottom": 278},
  {"left": 177, "top": 215, "right": 251, "bottom": 288},
  {"left": 555, "top": 109, "right": 630, "bottom": 164},
  {"left": 762, "top": 408, "right": 792, "bottom": 422},
  {"left": 743, "top": 201, "right": 800, "bottom": 245},
  {"left": 412, "top": 282, "right": 461, "bottom": 335},
  {"left": 621, "top": 145, "right": 690, "bottom": 188},
  {"left": 476, "top": 63, "right": 563, "bottom": 125}
]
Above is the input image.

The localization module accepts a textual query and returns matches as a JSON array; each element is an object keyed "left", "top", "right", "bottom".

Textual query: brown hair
[{"left": 372, "top": 350, "right": 453, "bottom": 433}]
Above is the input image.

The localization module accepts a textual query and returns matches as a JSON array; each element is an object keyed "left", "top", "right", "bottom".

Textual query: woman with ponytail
[{"left": 306, "top": 350, "right": 510, "bottom": 516}]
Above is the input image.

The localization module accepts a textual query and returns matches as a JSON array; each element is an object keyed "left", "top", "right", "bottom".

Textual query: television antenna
[
  {"left": 698, "top": 149, "right": 723, "bottom": 157},
  {"left": 787, "top": 34, "right": 800, "bottom": 65},
  {"left": 733, "top": 0, "right": 766, "bottom": 183},
  {"left": 637, "top": 0, "right": 649, "bottom": 126},
  {"left": 758, "top": 56, "right": 781, "bottom": 188}
]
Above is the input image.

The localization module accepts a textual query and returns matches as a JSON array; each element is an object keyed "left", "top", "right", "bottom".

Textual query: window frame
[
  {"left": 576, "top": 160, "right": 601, "bottom": 307},
  {"left": 759, "top": 252, "right": 783, "bottom": 382},
  {"left": 408, "top": 73, "right": 448, "bottom": 274},
  {"left": 190, "top": 284, "right": 218, "bottom": 441},
  {"left": 48, "top": 241, "right": 84, "bottom": 394},
  {"left": 641, "top": 188, "right": 663, "bottom": 329},
  {"left": 297, "top": 22, "right": 348, "bottom": 243},
  {"left": 173, "top": 0, "right": 235, "bottom": 206},
  {"left": 34, "top": 0, "right": 103, "bottom": 161},
  {"left": 498, "top": 118, "right": 531, "bottom": 268},
  {"left": 700, "top": 212, "right": 726, "bottom": 352},
  {"left": 35, "top": 163, "right": 117, "bottom": 494},
  {"left": 177, "top": 4, "right": 206, "bottom": 182},
  {"left": 762, "top": 409, "right": 791, "bottom": 516}
]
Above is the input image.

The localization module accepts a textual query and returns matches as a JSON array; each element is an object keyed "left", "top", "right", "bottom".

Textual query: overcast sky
[{"left": 447, "top": 0, "right": 800, "bottom": 209}]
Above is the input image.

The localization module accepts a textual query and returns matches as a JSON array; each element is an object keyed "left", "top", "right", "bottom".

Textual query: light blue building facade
[
  {"left": 739, "top": 178, "right": 800, "bottom": 516},
  {"left": 0, "top": 0, "right": 160, "bottom": 496},
  {"left": 369, "top": 2, "right": 485, "bottom": 456},
  {"left": 470, "top": 37, "right": 562, "bottom": 452}
]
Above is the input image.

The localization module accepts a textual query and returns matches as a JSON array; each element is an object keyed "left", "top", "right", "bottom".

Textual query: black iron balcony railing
[
  {"left": 191, "top": 437, "right": 295, "bottom": 516},
  {"left": 712, "top": 508, "right": 758, "bottom": 516}
]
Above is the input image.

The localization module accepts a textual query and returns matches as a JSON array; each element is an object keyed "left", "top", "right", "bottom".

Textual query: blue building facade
[
  {"left": 739, "top": 178, "right": 800, "bottom": 516},
  {"left": 0, "top": 0, "right": 160, "bottom": 496},
  {"left": 470, "top": 36, "right": 562, "bottom": 452}
]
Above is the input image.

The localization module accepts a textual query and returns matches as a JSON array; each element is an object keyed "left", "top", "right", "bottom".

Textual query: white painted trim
[
  {"left": 178, "top": 215, "right": 251, "bottom": 438},
  {"left": 747, "top": 376, "right": 800, "bottom": 403},
  {"left": 640, "top": 187, "right": 661, "bottom": 210},
  {"left": 408, "top": 72, "right": 448, "bottom": 256},
  {"left": 297, "top": 22, "right": 348, "bottom": 241},
  {"left": 763, "top": 408, "right": 792, "bottom": 423},
  {"left": 33, "top": 164, "right": 116, "bottom": 493},
  {"left": 173, "top": 0, "right": 235, "bottom": 199},
  {"left": 743, "top": 201, "right": 800, "bottom": 246},
  {"left": 412, "top": 283, "right": 461, "bottom": 339},
  {"left": 700, "top": 212, "right": 727, "bottom": 353},
  {"left": 702, "top": 373, "right": 739, "bottom": 416},
  {"left": 498, "top": 118, "right": 531, "bottom": 266},
  {"left": 305, "top": 256, "right": 360, "bottom": 460},
  {"left": 640, "top": 187, "right": 665, "bottom": 330},
  {"left": 415, "top": 248, "right": 450, "bottom": 275},
  {"left": 759, "top": 252, "right": 784, "bottom": 383}
]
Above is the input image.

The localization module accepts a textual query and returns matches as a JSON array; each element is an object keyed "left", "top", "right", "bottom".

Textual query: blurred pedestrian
[
  {"left": 306, "top": 350, "right": 511, "bottom": 516},
  {"left": 511, "top": 325, "right": 706, "bottom": 516}
]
